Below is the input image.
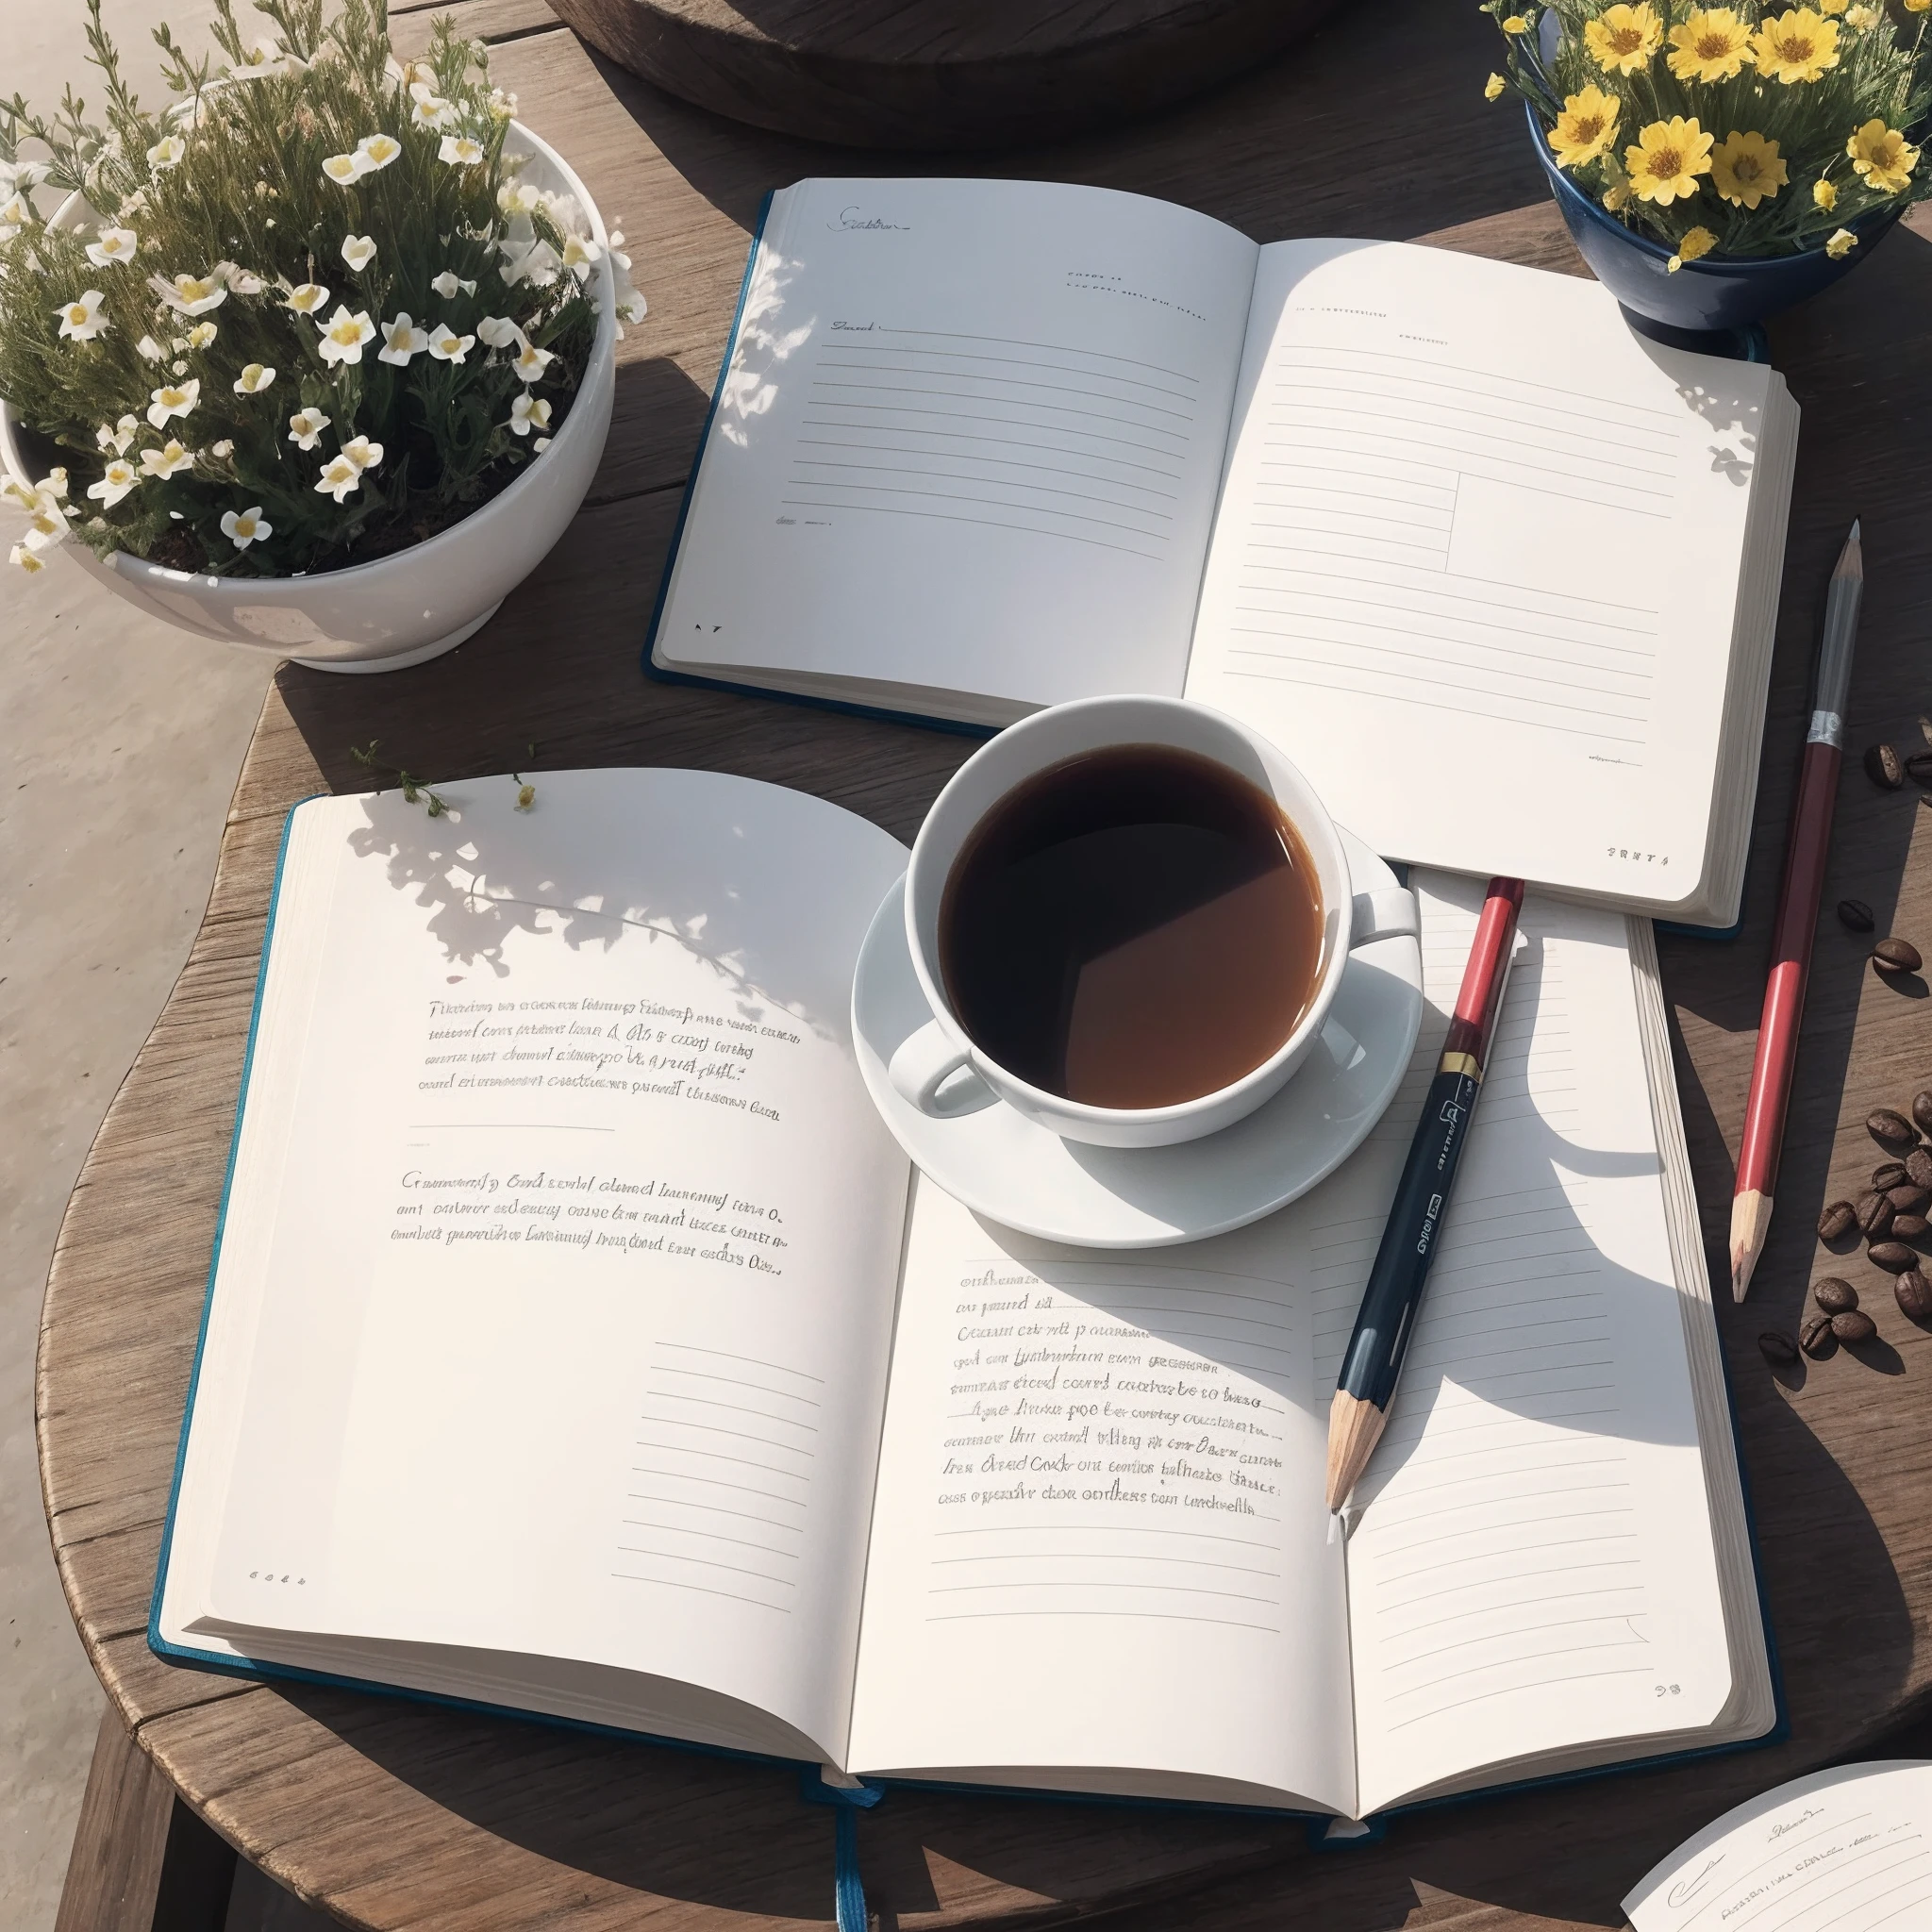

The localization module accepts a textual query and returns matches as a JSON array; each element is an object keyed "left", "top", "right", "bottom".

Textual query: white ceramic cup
[{"left": 890, "top": 694, "right": 1357, "bottom": 1149}]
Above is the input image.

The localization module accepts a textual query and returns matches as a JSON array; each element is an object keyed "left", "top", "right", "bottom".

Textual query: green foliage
[
  {"left": 0, "top": 0, "right": 616, "bottom": 576},
  {"left": 1485, "top": 2, "right": 1932, "bottom": 258}
]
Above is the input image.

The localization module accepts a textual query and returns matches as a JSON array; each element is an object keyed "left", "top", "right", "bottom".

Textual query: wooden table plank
[{"left": 38, "top": 0, "right": 1932, "bottom": 1924}]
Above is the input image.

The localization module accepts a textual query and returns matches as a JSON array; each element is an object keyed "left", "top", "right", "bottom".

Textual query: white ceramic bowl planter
[{"left": 0, "top": 123, "right": 616, "bottom": 674}]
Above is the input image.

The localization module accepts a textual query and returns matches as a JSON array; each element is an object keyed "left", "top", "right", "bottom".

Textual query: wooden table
[{"left": 37, "top": 2, "right": 1932, "bottom": 1926}]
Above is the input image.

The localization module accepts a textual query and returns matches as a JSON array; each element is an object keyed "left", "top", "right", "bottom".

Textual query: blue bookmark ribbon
[{"left": 799, "top": 1769, "right": 884, "bottom": 1932}]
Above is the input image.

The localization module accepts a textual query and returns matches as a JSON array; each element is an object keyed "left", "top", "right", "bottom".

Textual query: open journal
[
  {"left": 647, "top": 176, "right": 1800, "bottom": 927},
  {"left": 156, "top": 769, "right": 1774, "bottom": 1822}
]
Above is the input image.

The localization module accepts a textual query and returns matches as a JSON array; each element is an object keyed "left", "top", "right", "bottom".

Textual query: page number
[{"left": 1655, "top": 1682, "right": 1681, "bottom": 1697}]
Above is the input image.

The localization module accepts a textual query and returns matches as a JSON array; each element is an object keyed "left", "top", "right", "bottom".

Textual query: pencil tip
[{"left": 1849, "top": 518, "right": 1861, "bottom": 544}]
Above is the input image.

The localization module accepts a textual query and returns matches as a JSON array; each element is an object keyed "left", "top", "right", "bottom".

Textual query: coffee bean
[
  {"left": 1818, "top": 1199, "right": 1857, "bottom": 1241},
  {"left": 1909, "top": 1148, "right": 1932, "bottom": 1191},
  {"left": 1914, "top": 1091, "right": 1932, "bottom": 1138},
  {"left": 1887, "top": 1183, "right": 1930, "bottom": 1214},
  {"left": 1897, "top": 1269, "right": 1932, "bottom": 1321},
  {"left": 1838, "top": 897, "right": 1877, "bottom": 933},
  {"left": 1813, "top": 1276, "right": 1859, "bottom": 1314},
  {"left": 1868, "top": 1108, "right": 1918, "bottom": 1148},
  {"left": 1832, "top": 1308, "right": 1878, "bottom": 1344},
  {"left": 1801, "top": 1312, "right": 1839, "bottom": 1358},
  {"left": 1757, "top": 1329, "right": 1800, "bottom": 1367},
  {"left": 1873, "top": 937, "right": 1924, "bottom": 974},
  {"left": 1865, "top": 742, "right": 1905, "bottom": 788},
  {"left": 1856, "top": 1191, "right": 1895, "bottom": 1239},
  {"left": 1874, "top": 1161, "right": 1911, "bottom": 1191},
  {"left": 1908, "top": 751, "right": 1932, "bottom": 788},
  {"left": 1892, "top": 1214, "right": 1931, "bottom": 1241},
  {"left": 1869, "top": 1240, "right": 1917, "bottom": 1272}
]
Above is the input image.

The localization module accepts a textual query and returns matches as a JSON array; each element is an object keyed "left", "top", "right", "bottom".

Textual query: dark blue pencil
[{"left": 1324, "top": 876, "right": 1525, "bottom": 1512}]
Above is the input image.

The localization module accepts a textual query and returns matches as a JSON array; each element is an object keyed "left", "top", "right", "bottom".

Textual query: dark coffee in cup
[{"left": 937, "top": 743, "right": 1325, "bottom": 1109}]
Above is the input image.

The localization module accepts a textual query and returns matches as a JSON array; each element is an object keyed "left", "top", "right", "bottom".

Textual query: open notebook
[
  {"left": 647, "top": 177, "right": 1799, "bottom": 927},
  {"left": 155, "top": 770, "right": 1774, "bottom": 1821}
]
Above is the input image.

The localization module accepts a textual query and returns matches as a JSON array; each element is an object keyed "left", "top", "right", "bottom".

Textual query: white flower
[
  {"left": 508, "top": 392, "right": 551, "bottom": 437},
  {"left": 233, "top": 362, "right": 275, "bottom": 394},
  {"left": 341, "top": 434, "right": 383, "bottom": 471},
  {"left": 560, "top": 231, "right": 603, "bottom": 282},
  {"left": 147, "top": 134, "right": 186, "bottom": 170},
  {"left": 171, "top": 359, "right": 189, "bottom": 376},
  {"left": 316, "top": 306, "right": 376, "bottom": 366},
  {"left": 153, "top": 271, "right": 227, "bottom": 315},
  {"left": 315, "top": 454, "right": 365, "bottom": 501},
  {"left": 221, "top": 505, "right": 271, "bottom": 547},
  {"left": 139, "top": 440, "right": 194, "bottom": 477},
  {"left": 340, "top": 233, "right": 376, "bottom": 272},
  {"left": 488, "top": 88, "right": 517, "bottom": 121},
  {"left": 322, "top": 152, "right": 373, "bottom": 185},
  {"left": 88, "top": 459, "right": 139, "bottom": 507},
  {"left": 510, "top": 336, "right": 553, "bottom": 382},
  {"left": 136, "top": 334, "right": 164, "bottom": 362},
  {"left": 42, "top": 468, "right": 68, "bottom": 499},
  {"left": 147, "top": 377, "right": 200, "bottom": 428},
  {"left": 617, "top": 289, "right": 648, "bottom": 325},
  {"left": 96, "top": 415, "right": 138, "bottom": 455},
  {"left": 210, "top": 439, "right": 233, "bottom": 458},
  {"left": 475, "top": 314, "right": 521, "bottom": 347},
  {"left": 16, "top": 491, "right": 69, "bottom": 548},
  {"left": 357, "top": 133, "right": 402, "bottom": 171},
  {"left": 438, "top": 134, "right": 485, "bottom": 167},
  {"left": 499, "top": 219, "right": 560, "bottom": 289},
  {"left": 218, "top": 262, "right": 266, "bottom": 294},
  {"left": 0, "top": 158, "right": 47, "bottom": 195},
  {"left": 497, "top": 180, "right": 542, "bottom": 217},
  {"left": 429, "top": 270, "right": 476, "bottom": 299},
  {"left": 186, "top": 321, "right": 217, "bottom": 349},
  {"left": 0, "top": 194, "right": 32, "bottom": 242},
  {"left": 226, "top": 39, "right": 282, "bottom": 77},
  {"left": 54, "top": 290, "right": 108, "bottom": 341},
  {"left": 377, "top": 312, "right": 429, "bottom": 365},
  {"left": 85, "top": 226, "right": 139, "bottom": 267},
  {"left": 285, "top": 281, "right": 330, "bottom": 315},
  {"left": 426, "top": 322, "right": 474, "bottom": 362},
  {"left": 118, "top": 187, "right": 149, "bottom": 218},
  {"left": 409, "top": 83, "right": 458, "bottom": 129},
  {"left": 10, "top": 543, "right": 46, "bottom": 575},
  {"left": 287, "top": 408, "right": 330, "bottom": 450}
]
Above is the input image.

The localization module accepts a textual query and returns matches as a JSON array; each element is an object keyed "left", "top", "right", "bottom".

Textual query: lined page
[
  {"left": 1624, "top": 1762, "right": 1932, "bottom": 1932},
  {"left": 1317, "top": 876, "right": 1733, "bottom": 1817},
  {"left": 847, "top": 1186, "right": 1354, "bottom": 1813},
  {"left": 656, "top": 177, "right": 1258, "bottom": 715},
  {"left": 1185, "top": 240, "right": 1782, "bottom": 909}
]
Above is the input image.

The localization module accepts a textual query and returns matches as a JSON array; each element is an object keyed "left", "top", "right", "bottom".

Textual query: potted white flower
[{"left": 0, "top": 0, "right": 646, "bottom": 671}]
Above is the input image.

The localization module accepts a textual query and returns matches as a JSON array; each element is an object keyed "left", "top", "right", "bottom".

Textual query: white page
[
  {"left": 1624, "top": 1762, "right": 1932, "bottom": 1932},
  {"left": 656, "top": 177, "right": 1258, "bottom": 714},
  {"left": 1307, "top": 877, "right": 1731, "bottom": 1816},
  {"left": 1185, "top": 241, "right": 1778, "bottom": 908},
  {"left": 847, "top": 1184, "right": 1355, "bottom": 1813},
  {"left": 181, "top": 771, "right": 910, "bottom": 1767}
]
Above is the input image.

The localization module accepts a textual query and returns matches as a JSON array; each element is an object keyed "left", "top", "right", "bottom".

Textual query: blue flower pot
[{"left": 1525, "top": 102, "right": 1901, "bottom": 338}]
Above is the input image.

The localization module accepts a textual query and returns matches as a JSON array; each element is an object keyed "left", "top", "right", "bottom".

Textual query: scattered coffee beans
[
  {"left": 1897, "top": 1270, "right": 1932, "bottom": 1322},
  {"left": 1818, "top": 1199, "right": 1857, "bottom": 1241},
  {"left": 1909, "top": 1148, "right": 1932, "bottom": 1190},
  {"left": 1856, "top": 1191, "right": 1895, "bottom": 1239},
  {"left": 1832, "top": 1309, "right": 1879, "bottom": 1344},
  {"left": 1873, "top": 1161, "right": 1911, "bottom": 1191},
  {"left": 1868, "top": 1108, "right": 1918, "bottom": 1148},
  {"left": 1813, "top": 1277, "right": 1859, "bottom": 1315},
  {"left": 1801, "top": 1313, "right": 1839, "bottom": 1358},
  {"left": 1914, "top": 1091, "right": 1932, "bottom": 1137},
  {"left": 1838, "top": 897, "right": 1876, "bottom": 933},
  {"left": 1865, "top": 742, "right": 1905, "bottom": 788},
  {"left": 1892, "top": 1214, "right": 1931, "bottom": 1241},
  {"left": 1907, "top": 752, "right": 1932, "bottom": 787},
  {"left": 1869, "top": 1241, "right": 1917, "bottom": 1272},
  {"left": 1874, "top": 938, "right": 1924, "bottom": 974},
  {"left": 1757, "top": 1329, "right": 1800, "bottom": 1367},
  {"left": 1887, "top": 1183, "right": 1929, "bottom": 1214}
]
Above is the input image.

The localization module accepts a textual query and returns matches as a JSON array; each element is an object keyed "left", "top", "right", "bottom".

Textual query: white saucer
[{"left": 851, "top": 828, "right": 1424, "bottom": 1248}]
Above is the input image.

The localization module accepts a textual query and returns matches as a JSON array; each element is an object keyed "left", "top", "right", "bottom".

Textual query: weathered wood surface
[
  {"left": 37, "top": 0, "right": 1932, "bottom": 1925},
  {"left": 541, "top": 0, "right": 1346, "bottom": 150}
]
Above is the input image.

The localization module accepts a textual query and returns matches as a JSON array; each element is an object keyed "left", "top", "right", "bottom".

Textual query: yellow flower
[
  {"left": 1753, "top": 9, "right": 1840, "bottom": 82},
  {"left": 1845, "top": 3, "right": 1880, "bottom": 24},
  {"left": 1485, "top": 72, "right": 1507, "bottom": 100},
  {"left": 1625, "top": 117, "right": 1713, "bottom": 203},
  {"left": 1825, "top": 226, "right": 1857, "bottom": 257},
  {"left": 1847, "top": 120, "right": 1918, "bottom": 194},
  {"left": 1502, "top": 13, "right": 1530, "bottom": 31},
  {"left": 1586, "top": 3, "right": 1662, "bottom": 71},
  {"left": 1814, "top": 176, "right": 1838, "bottom": 209},
  {"left": 1711, "top": 130, "right": 1788, "bottom": 208},
  {"left": 1821, "top": 0, "right": 1846, "bottom": 11},
  {"left": 1668, "top": 8, "right": 1752, "bottom": 80},
  {"left": 1546, "top": 85, "right": 1622, "bottom": 168},
  {"left": 1907, "top": 0, "right": 1930, "bottom": 13},
  {"left": 1604, "top": 176, "right": 1632, "bottom": 210}
]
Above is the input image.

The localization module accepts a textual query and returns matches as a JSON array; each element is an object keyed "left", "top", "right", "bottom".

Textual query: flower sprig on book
[
  {"left": 1485, "top": 2, "right": 1932, "bottom": 269},
  {"left": 0, "top": 0, "right": 644, "bottom": 579}
]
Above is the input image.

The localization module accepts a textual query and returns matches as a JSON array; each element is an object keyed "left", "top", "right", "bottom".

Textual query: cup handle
[
  {"left": 889, "top": 1019, "right": 998, "bottom": 1117},
  {"left": 1350, "top": 886, "right": 1419, "bottom": 948}
]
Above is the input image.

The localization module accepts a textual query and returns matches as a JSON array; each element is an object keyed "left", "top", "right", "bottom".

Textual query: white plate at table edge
[{"left": 851, "top": 826, "right": 1424, "bottom": 1248}]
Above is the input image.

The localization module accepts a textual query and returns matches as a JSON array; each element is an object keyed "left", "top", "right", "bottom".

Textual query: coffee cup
[{"left": 889, "top": 694, "right": 1383, "bottom": 1149}]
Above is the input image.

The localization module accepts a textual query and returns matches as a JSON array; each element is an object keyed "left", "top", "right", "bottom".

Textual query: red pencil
[{"left": 1731, "top": 521, "right": 1864, "bottom": 1302}]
